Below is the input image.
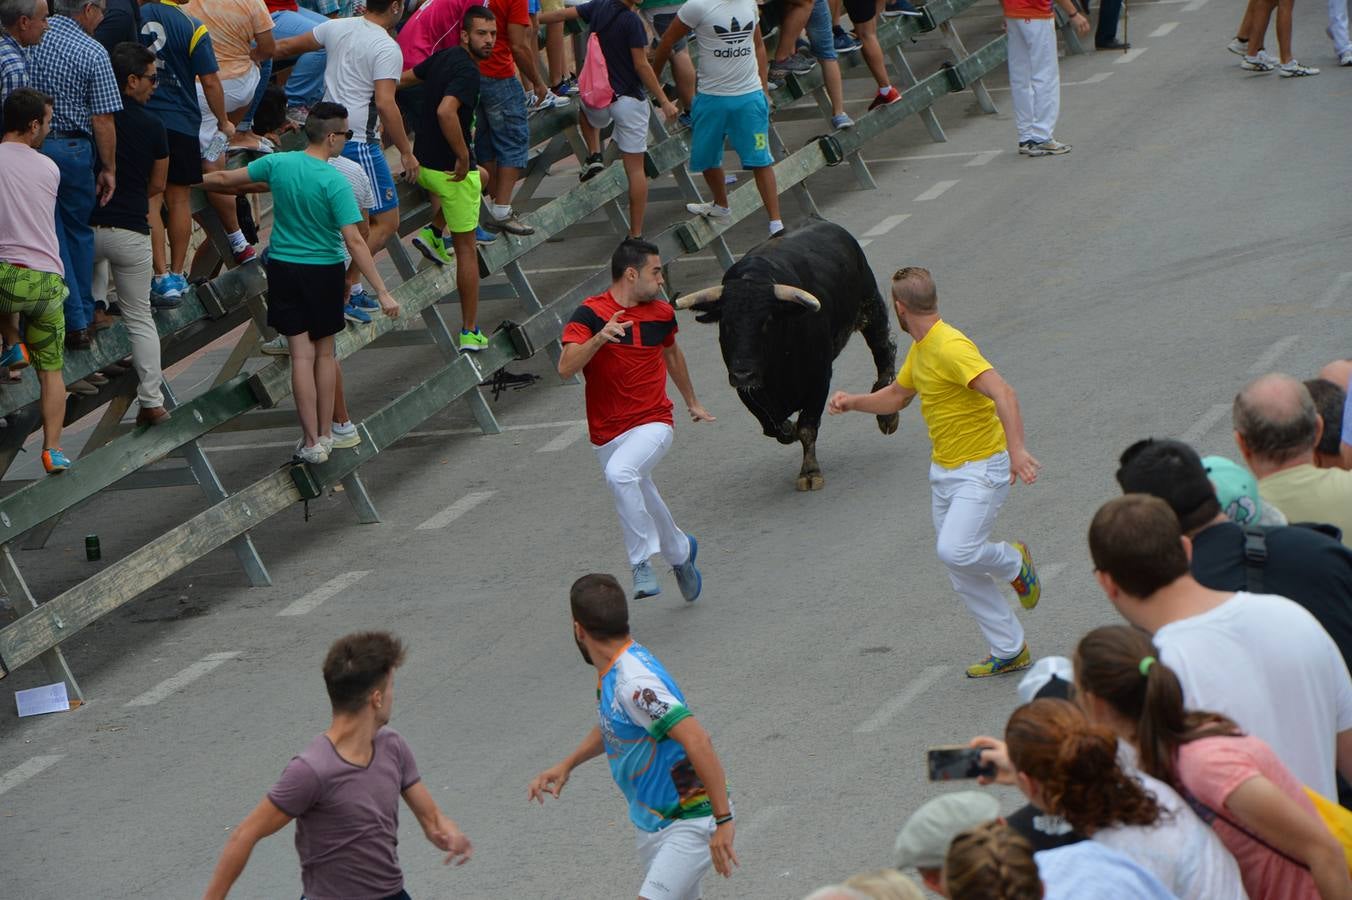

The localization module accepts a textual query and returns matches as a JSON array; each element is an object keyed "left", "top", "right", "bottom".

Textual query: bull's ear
[{"left": 693, "top": 304, "right": 723, "bottom": 324}]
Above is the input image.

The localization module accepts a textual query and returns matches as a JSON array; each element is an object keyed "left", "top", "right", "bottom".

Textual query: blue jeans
[
  {"left": 41, "top": 135, "right": 96, "bottom": 332},
  {"left": 242, "top": 57, "right": 273, "bottom": 127},
  {"left": 474, "top": 75, "right": 530, "bottom": 169},
  {"left": 271, "top": 8, "right": 329, "bottom": 108},
  {"left": 806, "top": 0, "right": 837, "bottom": 60}
]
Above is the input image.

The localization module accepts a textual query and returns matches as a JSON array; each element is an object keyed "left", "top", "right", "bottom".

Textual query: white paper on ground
[{"left": 15, "top": 682, "right": 70, "bottom": 717}]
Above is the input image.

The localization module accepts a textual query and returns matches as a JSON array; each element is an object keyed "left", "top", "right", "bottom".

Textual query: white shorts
[
  {"left": 582, "top": 94, "right": 651, "bottom": 155},
  {"left": 197, "top": 67, "right": 262, "bottom": 151},
  {"left": 636, "top": 816, "right": 715, "bottom": 900}
]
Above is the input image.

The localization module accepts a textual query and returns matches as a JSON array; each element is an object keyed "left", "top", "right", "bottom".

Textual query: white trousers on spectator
[
  {"left": 1330, "top": 0, "right": 1351, "bottom": 55},
  {"left": 1005, "top": 17, "right": 1060, "bottom": 144},
  {"left": 595, "top": 422, "right": 689, "bottom": 568},
  {"left": 92, "top": 226, "right": 164, "bottom": 408},
  {"left": 930, "top": 451, "right": 1025, "bottom": 658},
  {"left": 197, "top": 67, "right": 262, "bottom": 150}
]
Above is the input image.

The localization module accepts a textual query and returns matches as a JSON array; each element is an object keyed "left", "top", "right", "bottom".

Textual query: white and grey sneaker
[
  {"left": 293, "top": 442, "right": 330, "bottom": 465},
  {"left": 1226, "top": 37, "right": 1249, "bottom": 56},
  {"left": 686, "top": 201, "right": 731, "bottom": 218},
  {"left": 259, "top": 335, "right": 289, "bottom": 356},
  {"left": 1278, "top": 59, "right": 1320, "bottom": 76},
  {"left": 1029, "top": 139, "right": 1070, "bottom": 155},
  {"left": 331, "top": 420, "right": 361, "bottom": 450},
  {"left": 1340, "top": 49, "right": 1352, "bottom": 66},
  {"left": 1018, "top": 140, "right": 1034, "bottom": 156},
  {"left": 1241, "top": 51, "right": 1276, "bottom": 71}
]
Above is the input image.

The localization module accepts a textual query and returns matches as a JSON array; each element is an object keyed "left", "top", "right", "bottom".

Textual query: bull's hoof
[
  {"left": 878, "top": 412, "right": 900, "bottom": 435},
  {"left": 796, "top": 473, "right": 825, "bottom": 492}
]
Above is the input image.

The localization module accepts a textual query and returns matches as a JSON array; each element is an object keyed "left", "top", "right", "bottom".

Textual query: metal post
[
  {"left": 648, "top": 114, "right": 737, "bottom": 270},
  {"left": 768, "top": 124, "right": 821, "bottom": 218},
  {"left": 940, "top": 21, "right": 998, "bottom": 113},
  {"left": 888, "top": 46, "right": 948, "bottom": 142},
  {"left": 810, "top": 85, "right": 877, "bottom": 189},
  {"left": 0, "top": 545, "right": 83, "bottom": 701}
]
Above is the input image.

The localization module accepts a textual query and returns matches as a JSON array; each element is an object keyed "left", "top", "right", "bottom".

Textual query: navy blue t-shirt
[
  {"left": 90, "top": 97, "right": 169, "bottom": 234},
  {"left": 140, "top": 0, "right": 218, "bottom": 137},
  {"left": 577, "top": 0, "right": 648, "bottom": 101}
]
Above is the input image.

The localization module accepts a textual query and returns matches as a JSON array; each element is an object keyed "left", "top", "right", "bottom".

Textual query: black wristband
[{"left": 715, "top": 814, "right": 734, "bottom": 826}]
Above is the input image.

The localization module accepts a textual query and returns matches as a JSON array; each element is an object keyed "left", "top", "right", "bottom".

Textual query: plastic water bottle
[{"left": 203, "top": 132, "right": 228, "bottom": 162}]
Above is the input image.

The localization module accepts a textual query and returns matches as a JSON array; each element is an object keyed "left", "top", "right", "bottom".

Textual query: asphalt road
[{"left": 3, "top": 2, "right": 1351, "bottom": 897}]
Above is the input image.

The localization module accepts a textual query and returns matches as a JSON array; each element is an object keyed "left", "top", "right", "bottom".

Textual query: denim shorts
[
  {"left": 689, "top": 90, "right": 773, "bottom": 172},
  {"left": 341, "top": 140, "right": 399, "bottom": 214},
  {"left": 474, "top": 75, "right": 530, "bottom": 169},
  {"left": 806, "top": 0, "right": 837, "bottom": 60},
  {"left": 648, "top": 11, "right": 688, "bottom": 53}
]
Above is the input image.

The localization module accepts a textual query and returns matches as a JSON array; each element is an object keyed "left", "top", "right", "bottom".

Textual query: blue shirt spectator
[{"left": 139, "top": 0, "right": 217, "bottom": 137}]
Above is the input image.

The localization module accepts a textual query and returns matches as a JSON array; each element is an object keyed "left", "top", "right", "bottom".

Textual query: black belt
[{"left": 49, "top": 130, "right": 90, "bottom": 140}]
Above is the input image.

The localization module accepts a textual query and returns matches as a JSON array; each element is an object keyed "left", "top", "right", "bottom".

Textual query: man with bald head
[
  {"left": 1321, "top": 358, "right": 1352, "bottom": 469},
  {"left": 1233, "top": 373, "right": 1352, "bottom": 546}
]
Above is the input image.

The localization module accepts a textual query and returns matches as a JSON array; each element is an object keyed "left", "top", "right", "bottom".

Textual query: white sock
[
  {"left": 769, "top": 219, "right": 784, "bottom": 234},
  {"left": 349, "top": 284, "right": 363, "bottom": 296},
  {"left": 226, "top": 229, "right": 247, "bottom": 252},
  {"left": 879, "top": 85, "right": 892, "bottom": 96},
  {"left": 490, "top": 202, "right": 511, "bottom": 219}
]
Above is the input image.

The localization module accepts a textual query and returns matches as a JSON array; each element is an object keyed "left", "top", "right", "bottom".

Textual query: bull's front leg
[
  {"left": 859, "top": 289, "right": 900, "bottom": 435},
  {"left": 795, "top": 422, "right": 823, "bottom": 492}
]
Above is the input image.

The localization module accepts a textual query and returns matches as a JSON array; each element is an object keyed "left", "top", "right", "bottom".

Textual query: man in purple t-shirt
[{"left": 203, "top": 631, "right": 473, "bottom": 899}]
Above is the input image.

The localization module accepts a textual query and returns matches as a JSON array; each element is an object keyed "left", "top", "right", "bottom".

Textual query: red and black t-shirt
[{"left": 562, "top": 292, "right": 678, "bottom": 446}]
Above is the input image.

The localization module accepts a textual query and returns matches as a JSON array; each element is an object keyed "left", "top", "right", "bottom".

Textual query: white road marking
[
  {"left": 1180, "top": 402, "right": 1232, "bottom": 445},
  {"left": 1115, "top": 47, "right": 1149, "bottom": 64},
  {"left": 1181, "top": 0, "right": 1209, "bottom": 10},
  {"left": 990, "top": 72, "right": 1112, "bottom": 91},
  {"left": 203, "top": 421, "right": 588, "bottom": 454},
  {"left": 1248, "top": 335, "right": 1300, "bottom": 375},
  {"left": 1149, "top": 22, "right": 1180, "bottom": 36},
  {"left": 125, "top": 652, "right": 243, "bottom": 707},
  {"left": 855, "top": 665, "right": 950, "bottom": 733},
  {"left": 738, "top": 805, "right": 790, "bottom": 845},
  {"left": 277, "top": 571, "right": 373, "bottom": 617},
  {"left": 864, "top": 149, "right": 1003, "bottom": 163},
  {"left": 415, "top": 490, "right": 496, "bottom": 531},
  {"left": 914, "top": 180, "right": 958, "bottom": 202},
  {"left": 863, "top": 214, "right": 911, "bottom": 238},
  {"left": 1316, "top": 272, "right": 1352, "bottom": 309},
  {"left": 859, "top": 239, "right": 874, "bottom": 248},
  {"left": 536, "top": 422, "right": 589, "bottom": 453},
  {"left": 0, "top": 755, "right": 64, "bottom": 796},
  {"left": 965, "top": 150, "right": 1002, "bottom": 167}
]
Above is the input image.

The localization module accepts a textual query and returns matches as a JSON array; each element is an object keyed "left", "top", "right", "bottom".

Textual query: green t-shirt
[{"left": 246, "top": 151, "right": 361, "bottom": 265}]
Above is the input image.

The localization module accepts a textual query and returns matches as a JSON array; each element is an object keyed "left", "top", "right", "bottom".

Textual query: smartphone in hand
[{"left": 927, "top": 745, "right": 996, "bottom": 781}]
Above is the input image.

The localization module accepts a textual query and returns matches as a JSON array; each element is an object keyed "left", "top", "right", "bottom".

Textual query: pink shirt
[
  {"left": 1177, "top": 735, "right": 1320, "bottom": 900},
  {"left": 396, "top": 0, "right": 474, "bottom": 70},
  {"left": 0, "top": 142, "right": 63, "bottom": 276}
]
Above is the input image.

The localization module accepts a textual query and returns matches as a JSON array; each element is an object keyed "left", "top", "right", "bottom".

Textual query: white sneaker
[
  {"left": 1278, "top": 59, "right": 1320, "bottom": 76},
  {"left": 1241, "top": 50, "right": 1275, "bottom": 71},
  {"left": 686, "top": 201, "right": 731, "bottom": 218},
  {"left": 1340, "top": 50, "right": 1352, "bottom": 65},
  {"left": 331, "top": 421, "right": 361, "bottom": 449},
  {"left": 1226, "top": 37, "right": 1249, "bottom": 56},
  {"left": 259, "top": 335, "right": 289, "bottom": 356},
  {"left": 294, "top": 442, "right": 329, "bottom": 465}
]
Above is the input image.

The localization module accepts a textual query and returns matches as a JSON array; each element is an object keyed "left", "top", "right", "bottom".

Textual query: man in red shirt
[{"left": 560, "top": 238, "right": 714, "bottom": 601}]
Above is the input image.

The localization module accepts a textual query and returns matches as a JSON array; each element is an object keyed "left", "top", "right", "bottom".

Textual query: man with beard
[{"left": 527, "top": 573, "right": 738, "bottom": 898}]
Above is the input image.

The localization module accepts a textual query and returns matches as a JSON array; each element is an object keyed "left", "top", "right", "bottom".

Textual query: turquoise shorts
[{"left": 689, "top": 90, "right": 774, "bottom": 173}]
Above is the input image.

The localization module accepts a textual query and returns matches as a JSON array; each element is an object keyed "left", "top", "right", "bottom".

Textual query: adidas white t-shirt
[
  {"left": 1155, "top": 591, "right": 1352, "bottom": 800},
  {"left": 678, "top": 0, "right": 762, "bottom": 96}
]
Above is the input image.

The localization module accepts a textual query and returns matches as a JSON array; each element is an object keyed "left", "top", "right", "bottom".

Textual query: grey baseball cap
[{"left": 894, "top": 791, "right": 1000, "bottom": 869}]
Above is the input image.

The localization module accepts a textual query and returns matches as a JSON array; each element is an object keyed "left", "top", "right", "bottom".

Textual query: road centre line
[
  {"left": 1316, "top": 272, "right": 1352, "bottom": 309},
  {"left": 965, "top": 150, "right": 1002, "bottom": 167},
  {"left": 914, "top": 181, "right": 958, "bottom": 202},
  {"left": 0, "top": 755, "right": 64, "bottom": 797},
  {"left": 125, "top": 652, "right": 243, "bottom": 708},
  {"left": 201, "top": 420, "right": 589, "bottom": 454},
  {"left": 416, "top": 490, "right": 497, "bottom": 531},
  {"left": 1149, "top": 22, "right": 1180, "bottom": 36},
  {"left": 854, "top": 665, "right": 950, "bottom": 733},
  {"left": 277, "top": 571, "right": 373, "bottom": 617},
  {"left": 536, "top": 422, "right": 589, "bottom": 453},
  {"left": 1115, "top": 47, "right": 1150, "bottom": 64},
  {"left": 1180, "top": 403, "right": 1231, "bottom": 445},
  {"left": 863, "top": 214, "right": 912, "bottom": 238},
  {"left": 864, "top": 149, "right": 1003, "bottom": 163},
  {"left": 1248, "top": 335, "right": 1301, "bottom": 375}
]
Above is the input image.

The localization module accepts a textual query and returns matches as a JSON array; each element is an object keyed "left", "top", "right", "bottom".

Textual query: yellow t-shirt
[
  {"left": 896, "top": 320, "right": 1006, "bottom": 468},
  {"left": 1258, "top": 464, "right": 1352, "bottom": 548}
]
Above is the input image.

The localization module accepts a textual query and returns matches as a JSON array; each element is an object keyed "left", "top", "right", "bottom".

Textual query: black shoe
[
  {"left": 579, "top": 152, "right": 604, "bottom": 183},
  {"left": 64, "top": 328, "right": 92, "bottom": 351},
  {"left": 1095, "top": 40, "right": 1131, "bottom": 50}
]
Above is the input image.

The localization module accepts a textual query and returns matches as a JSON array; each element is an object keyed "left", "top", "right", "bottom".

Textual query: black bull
[{"left": 675, "top": 218, "right": 898, "bottom": 491}]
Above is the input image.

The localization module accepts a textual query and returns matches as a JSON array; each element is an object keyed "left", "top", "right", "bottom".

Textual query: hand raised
[{"left": 599, "top": 311, "right": 632, "bottom": 343}]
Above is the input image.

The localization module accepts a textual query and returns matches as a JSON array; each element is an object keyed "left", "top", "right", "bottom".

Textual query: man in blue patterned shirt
[
  {"left": 26, "top": 0, "right": 121, "bottom": 350},
  {"left": 0, "top": 0, "right": 50, "bottom": 104}
]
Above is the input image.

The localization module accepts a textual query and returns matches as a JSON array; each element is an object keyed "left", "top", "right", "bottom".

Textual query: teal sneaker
[
  {"left": 672, "top": 534, "right": 702, "bottom": 602},
  {"left": 966, "top": 645, "right": 1032, "bottom": 679},
  {"left": 632, "top": 561, "right": 660, "bottom": 599},
  {"left": 412, "top": 227, "right": 452, "bottom": 266}
]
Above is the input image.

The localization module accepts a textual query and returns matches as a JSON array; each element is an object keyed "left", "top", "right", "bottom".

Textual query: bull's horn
[
  {"left": 772, "top": 284, "right": 822, "bottom": 311},
  {"left": 674, "top": 285, "right": 724, "bottom": 309}
]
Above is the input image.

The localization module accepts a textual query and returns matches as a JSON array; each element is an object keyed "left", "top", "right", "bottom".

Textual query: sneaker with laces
[
  {"left": 834, "top": 27, "right": 862, "bottom": 53},
  {"left": 412, "top": 226, "right": 452, "bottom": 266},
  {"left": 769, "top": 54, "right": 816, "bottom": 80},
  {"left": 260, "top": 335, "right": 290, "bottom": 356},
  {"left": 1010, "top": 541, "right": 1040, "bottom": 610},
  {"left": 294, "top": 442, "right": 329, "bottom": 465},
  {"left": 632, "top": 560, "right": 660, "bottom": 599},
  {"left": 686, "top": 201, "right": 731, "bottom": 218},
  {"left": 1341, "top": 50, "right": 1352, "bottom": 65},
  {"left": 672, "top": 534, "right": 702, "bottom": 602},
  {"left": 868, "top": 86, "right": 902, "bottom": 111},
  {"left": 1018, "top": 140, "right": 1033, "bottom": 155},
  {"left": 458, "top": 328, "right": 489, "bottom": 352},
  {"left": 579, "top": 152, "right": 605, "bottom": 182},
  {"left": 344, "top": 302, "right": 373, "bottom": 325},
  {"left": 285, "top": 105, "right": 310, "bottom": 129},
  {"left": 0, "top": 342, "right": 30, "bottom": 370},
  {"left": 151, "top": 274, "right": 182, "bottom": 306},
  {"left": 677, "top": 112, "right": 693, "bottom": 128},
  {"left": 350, "top": 288, "right": 379, "bottom": 311},
  {"left": 233, "top": 244, "right": 257, "bottom": 265},
  {"left": 1278, "top": 59, "right": 1320, "bottom": 76},
  {"left": 1241, "top": 51, "right": 1275, "bottom": 71},
  {"left": 967, "top": 644, "right": 1032, "bottom": 679},
  {"left": 528, "top": 89, "right": 570, "bottom": 115},
  {"left": 330, "top": 420, "right": 361, "bottom": 449},
  {"left": 42, "top": 447, "right": 70, "bottom": 474},
  {"left": 831, "top": 112, "right": 855, "bottom": 129},
  {"left": 1030, "top": 139, "right": 1070, "bottom": 155},
  {"left": 1226, "top": 37, "right": 1249, "bottom": 55},
  {"left": 475, "top": 225, "right": 497, "bottom": 245},
  {"left": 553, "top": 75, "right": 577, "bottom": 95},
  {"left": 883, "top": 0, "right": 921, "bottom": 16},
  {"left": 486, "top": 212, "right": 535, "bottom": 236}
]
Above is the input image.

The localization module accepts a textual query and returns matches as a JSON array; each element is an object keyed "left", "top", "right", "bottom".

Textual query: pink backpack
[{"left": 578, "top": 31, "right": 615, "bottom": 109}]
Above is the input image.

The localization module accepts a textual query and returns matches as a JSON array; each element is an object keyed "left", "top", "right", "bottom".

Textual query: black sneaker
[{"left": 579, "top": 152, "right": 604, "bottom": 182}]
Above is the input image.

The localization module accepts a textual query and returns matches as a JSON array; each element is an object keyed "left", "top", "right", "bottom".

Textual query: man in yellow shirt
[{"left": 829, "top": 267, "right": 1042, "bottom": 677}]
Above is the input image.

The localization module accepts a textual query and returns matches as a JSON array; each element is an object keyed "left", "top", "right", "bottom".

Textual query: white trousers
[
  {"left": 930, "top": 451, "right": 1025, "bottom": 658},
  {"left": 636, "top": 816, "right": 715, "bottom": 900},
  {"left": 92, "top": 226, "right": 164, "bottom": 408},
  {"left": 1006, "top": 17, "right": 1060, "bottom": 144},
  {"left": 196, "top": 66, "right": 262, "bottom": 150},
  {"left": 1330, "top": 0, "right": 1351, "bottom": 55},
  {"left": 595, "top": 422, "right": 689, "bottom": 568}
]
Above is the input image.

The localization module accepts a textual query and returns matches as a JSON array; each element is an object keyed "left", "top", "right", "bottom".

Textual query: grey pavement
[{"left": 3, "top": 2, "right": 1351, "bottom": 898}]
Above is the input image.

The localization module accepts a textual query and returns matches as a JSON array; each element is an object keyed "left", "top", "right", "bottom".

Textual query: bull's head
[{"left": 675, "top": 280, "right": 821, "bottom": 389}]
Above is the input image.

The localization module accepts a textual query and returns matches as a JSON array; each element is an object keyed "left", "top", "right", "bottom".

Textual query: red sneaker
[
  {"left": 868, "top": 85, "right": 902, "bottom": 111},
  {"left": 233, "top": 244, "right": 257, "bottom": 264}
]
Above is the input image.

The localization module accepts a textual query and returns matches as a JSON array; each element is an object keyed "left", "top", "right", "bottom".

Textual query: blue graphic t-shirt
[
  {"left": 597, "top": 641, "right": 713, "bottom": 832},
  {"left": 140, "top": 0, "right": 218, "bottom": 137}
]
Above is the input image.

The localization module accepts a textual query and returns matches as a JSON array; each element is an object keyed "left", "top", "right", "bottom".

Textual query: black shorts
[
  {"left": 843, "top": 0, "right": 879, "bottom": 25},
  {"left": 265, "top": 258, "right": 346, "bottom": 340},
  {"left": 165, "top": 128, "right": 203, "bottom": 186}
]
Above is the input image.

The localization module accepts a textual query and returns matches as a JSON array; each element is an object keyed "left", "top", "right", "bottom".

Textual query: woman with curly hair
[
  {"left": 975, "top": 698, "right": 1245, "bottom": 899},
  {"left": 943, "top": 822, "right": 1043, "bottom": 900},
  {"left": 1076, "top": 625, "right": 1352, "bottom": 900}
]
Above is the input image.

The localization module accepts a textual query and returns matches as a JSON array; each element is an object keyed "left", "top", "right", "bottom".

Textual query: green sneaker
[
  {"left": 1010, "top": 541, "right": 1040, "bottom": 610},
  {"left": 458, "top": 328, "right": 489, "bottom": 352},
  {"left": 412, "top": 227, "right": 452, "bottom": 266},
  {"left": 966, "top": 644, "right": 1032, "bottom": 679}
]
